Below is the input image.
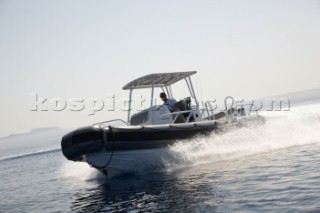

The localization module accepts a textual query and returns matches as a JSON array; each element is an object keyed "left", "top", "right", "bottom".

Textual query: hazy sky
[{"left": 0, "top": 0, "right": 319, "bottom": 137}]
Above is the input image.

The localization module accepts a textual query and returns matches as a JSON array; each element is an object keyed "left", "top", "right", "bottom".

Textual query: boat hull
[
  {"left": 61, "top": 116, "right": 265, "bottom": 177},
  {"left": 61, "top": 121, "right": 218, "bottom": 162},
  {"left": 84, "top": 148, "right": 170, "bottom": 177}
]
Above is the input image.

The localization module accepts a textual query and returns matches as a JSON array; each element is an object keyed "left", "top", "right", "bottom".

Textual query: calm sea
[{"left": 1, "top": 102, "right": 320, "bottom": 212}]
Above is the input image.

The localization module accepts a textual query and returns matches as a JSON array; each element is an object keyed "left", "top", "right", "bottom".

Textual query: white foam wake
[
  {"left": 59, "top": 161, "right": 101, "bottom": 181},
  {"left": 165, "top": 102, "right": 320, "bottom": 168}
]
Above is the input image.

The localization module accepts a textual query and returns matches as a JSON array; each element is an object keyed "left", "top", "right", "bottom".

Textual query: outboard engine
[
  {"left": 178, "top": 97, "right": 191, "bottom": 111},
  {"left": 61, "top": 126, "right": 104, "bottom": 161}
]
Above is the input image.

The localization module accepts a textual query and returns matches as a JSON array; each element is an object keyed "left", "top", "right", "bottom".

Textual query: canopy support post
[{"left": 127, "top": 89, "right": 133, "bottom": 123}]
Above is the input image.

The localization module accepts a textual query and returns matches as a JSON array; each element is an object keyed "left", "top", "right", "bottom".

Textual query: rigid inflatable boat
[{"left": 61, "top": 71, "right": 264, "bottom": 177}]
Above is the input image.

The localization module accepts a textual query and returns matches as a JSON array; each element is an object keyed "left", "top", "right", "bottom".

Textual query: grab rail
[
  {"left": 159, "top": 110, "right": 197, "bottom": 123},
  {"left": 93, "top": 119, "right": 128, "bottom": 127}
]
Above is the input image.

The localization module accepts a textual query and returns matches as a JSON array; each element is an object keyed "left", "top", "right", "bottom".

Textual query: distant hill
[
  {"left": 1, "top": 127, "right": 63, "bottom": 141},
  {"left": 219, "top": 87, "right": 320, "bottom": 112},
  {"left": 250, "top": 87, "right": 320, "bottom": 111},
  {"left": 0, "top": 127, "right": 69, "bottom": 159},
  {"left": 272, "top": 87, "right": 320, "bottom": 105}
]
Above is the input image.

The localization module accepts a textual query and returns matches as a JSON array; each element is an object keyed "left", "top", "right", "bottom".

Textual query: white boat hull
[{"left": 84, "top": 148, "right": 169, "bottom": 177}]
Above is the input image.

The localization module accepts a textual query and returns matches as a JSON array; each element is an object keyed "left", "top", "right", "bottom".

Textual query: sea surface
[{"left": 1, "top": 101, "right": 320, "bottom": 212}]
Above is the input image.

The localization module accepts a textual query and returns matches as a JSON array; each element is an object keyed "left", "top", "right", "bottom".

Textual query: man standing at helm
[{"left": 160, "top": 92, "right": 177, "bottom": 112}]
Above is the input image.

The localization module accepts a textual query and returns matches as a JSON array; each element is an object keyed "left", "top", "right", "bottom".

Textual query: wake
[
  {"left": 0, "top": 147, "right": 60, "bottom": 162},
  {"left": 165, "top": 102, "right": 320, "bottom": 168}
]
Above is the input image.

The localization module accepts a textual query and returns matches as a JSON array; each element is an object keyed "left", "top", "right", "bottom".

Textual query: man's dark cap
[{"left": 160, "top": 92, "right": 166, "bottom": 98}]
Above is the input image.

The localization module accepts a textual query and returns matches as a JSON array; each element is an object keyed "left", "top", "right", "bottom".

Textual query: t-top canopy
[{"left": 122, "top": 71, "right": 197, "bottom": 90}]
